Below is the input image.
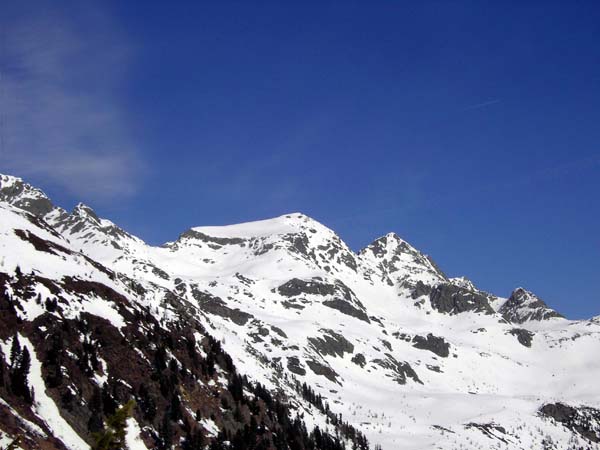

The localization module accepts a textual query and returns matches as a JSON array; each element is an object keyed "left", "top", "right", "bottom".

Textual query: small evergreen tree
[
  {"left": 8, "top": 337, "right": 32, "bottom": 404},
  {"left": 92, "top": 399, "right": 135, "bottom": 450},
  {"left": 9, "top": 334, "right": 21, "bottom": 369}
]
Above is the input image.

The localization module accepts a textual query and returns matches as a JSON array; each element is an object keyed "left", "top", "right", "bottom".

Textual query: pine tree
[
  {"left": 9, "top": 334, "right": 21, "bottom": 369},
  {"left": 137, "top": 383, "right": 157, "bottom": 422},
  {"left": 102, "top": 382, "right": 118, "bottom": 416},
  {"left": 92, "top": 399, "right": 135, "bottom": 450},
  {"left": 169, "top": 393, "right": 182, "bottom": 421},
  {"left": 0, "top": 355, "right": 4, "bottom": 388},
  {"left": 18, "top": 347, "right": 31, "bottom": 403},
  {"left": 158, "top": 411, "right": 173, "bottom": 450},
  {"left": 8, "top": 337, "right": 32, "bottom": 404}
]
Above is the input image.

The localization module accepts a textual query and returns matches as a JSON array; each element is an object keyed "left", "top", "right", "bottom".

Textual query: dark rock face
[
  {"left": 372, "top": 354, "right": 422, "bottom": 385},
  {"left": 322, "top": 299, "right": 370, "bottom": 323},
  {"left": 540, "top": 403, "right": 600, "bottom": 443},
  {"left": 151, "top": 265, "right": 170, "bottom": 280},
  {"left": 0, "top": 177, "right": 54, "bottom": 217},
  {"left": 429, "top": 283, "right": 495, "bottom": 315},
  {"left": 14, "top": 229, "right": 72, "bottom": 256},
  {"left": 464, "top": 423, "right": 508, "bottom": 443},
  {"left": 308, "top": 330, "right": 354, "bottom": 358},
  {"left": 282, "top": 233, "right": 310, "bottom": 256},
  {"left": 500, "top": 288, "right": 564, "bottom": 324},
  {"left": 508, "top": 328, "right": 534, "bottom": 347},
  {"left": 412, "top": 333, "right": 450, "bottom": 357},
  {"left": 316, "top": 235, "right": 358, "bottom": 272},
  {"left": 47, "top": 203, "right": 133, "bottom": 245},
  {"left": 281, "top": 300, "right": 305, "bottom": 310},
  {"left": 271, "top": 325, "right": 288, "bottom": 338},
  {"left": 191, "top": 287, "right": 253, "bottom": 326},
  {"left": 278, "top": 278, "right": 335, "bottom": 297},
  {"left": 277, "top": 278, "right": 370, "bottom": 322},
  {"left": 351, "top": 353, "right": 366, "bottom": 368},
  {"left": 410, "top": 281, "right": 433, "bottom": 299},
  {"left": 287, "top": 356, "right": 307, "bottom": 376},
  {"left": 305, "top": 360, "right": 340, "bottom": 384},
  {"left": 234, "top": 272, "right": 254, "bottom": 286},
  {"left": 177, "top": 229, "right": 246, "bottom": 247}
]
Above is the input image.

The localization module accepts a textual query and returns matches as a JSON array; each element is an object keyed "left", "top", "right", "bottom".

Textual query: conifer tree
[
  {"left": 158, "top": 410, "right": 173, "bottom": 450},
  {"left": 9, "top": 334, "right": 21, "bottom": 369},
  {"left": 92, "top": 399, "right": 135, "bottom": 450}
]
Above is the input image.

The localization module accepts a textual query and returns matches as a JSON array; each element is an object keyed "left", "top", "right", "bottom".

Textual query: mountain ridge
[
  {"left": 1, "top": 173, "right": 598, "bottom": 450},
  {"left": 0, "top": 174, "right": 561, "bottom": 316}
]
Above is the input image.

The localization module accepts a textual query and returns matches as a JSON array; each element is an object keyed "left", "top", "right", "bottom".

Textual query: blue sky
[{"left": 1, "top": 1, "right": 599, "bottom": 318}]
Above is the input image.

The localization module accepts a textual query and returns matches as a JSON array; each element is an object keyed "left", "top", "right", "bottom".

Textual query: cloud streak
[
  {"left": 460, "top": 99, "right": 501, "bottom": 112},
  {"left": 0, "top": 3, "right": 143, "bottom": 200}
]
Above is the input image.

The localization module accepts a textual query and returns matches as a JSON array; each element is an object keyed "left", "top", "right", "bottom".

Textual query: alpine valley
[{"left": 0, "top": 173, "right": 598, "bottom": 450}]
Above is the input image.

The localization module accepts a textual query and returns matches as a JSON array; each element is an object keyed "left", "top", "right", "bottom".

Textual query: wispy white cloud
[
  {"left": 459, "top": 99, "right": 501, "bottom": 112},
  {"left": 0, "top": 4, "right": 143, "bottom": 200}
]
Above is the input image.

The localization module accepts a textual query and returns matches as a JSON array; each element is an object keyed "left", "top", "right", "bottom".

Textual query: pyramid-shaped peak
[
  {"left": 449, "top": 276, "right": 477, "bottom": 291},
  {"left": 511, "top": 287, "right": 529, "bottom": 297},
  {"left": 500, "top": 287, "right": 564, "bottom": 323},
  {"left": 360, "top": 231, "right": 420, "bottom": 258},
  {"left": 72, "top": 202, "right": 101, "bottom": 224}
]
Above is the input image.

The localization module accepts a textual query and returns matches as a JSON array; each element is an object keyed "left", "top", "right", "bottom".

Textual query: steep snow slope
[
  {"left": 0, "top": 201, "right": 357, "bottom": 450},
  {"left": 1, "top": 173, "right": 599, "bottom": 450}
]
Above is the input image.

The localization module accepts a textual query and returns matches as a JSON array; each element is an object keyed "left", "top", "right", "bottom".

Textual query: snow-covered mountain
[{"left": 1, "top": 173, "right": 599, "bottom": 450}]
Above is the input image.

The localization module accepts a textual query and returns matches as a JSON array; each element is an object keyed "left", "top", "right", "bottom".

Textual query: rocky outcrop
[
  {"left": 464, "top": 423, "right": 508, "bottom": 443},
  {"left": 287, "top": 356, "right": 307, "bottom": 376},
  {"left": 508, "top": 328, "right": 534, "bottom": 347},
  {"left": 277, "top": 278, "right": 370, "bottom": 322},
  {"left": 372, "top": 354, "right": 422, "bottom": 385},
  {"left": 0, "top": 175, "right": 55, "bottom": 217},
  {"left": 305, "top": 360, "right": 340, "bottom": 384},
  {"left": 322, "top": 299, "right": 370, "bottom": 323},
  {"left": 360, "top": 233, "right": 448, "bottom": 289},
  {"left": 540, "top": 403, "right": 600, "bottom": 442},
  {"left": 351, "top": 353, "right": 366, "bottom": 368},
  {"left": 412, "top": 333, "right": 450, "bottom": 357},
  {"left": 429, "top": 283, "right": 495, "bottom": 315},
  {"left": 191, "top": 287, "right": 253, "bottom": 326},
  {"left": 500, "top": 288, "right": 564, "bottom": 324},
  {"left": 173, "top": 229, "right": 246, "bottom": 247},
  {"left": 308, "top": 330, "right": 354, "bottom": 358},
  {"left": 278, "top": 278, "right": 336, "bottom": 297}
]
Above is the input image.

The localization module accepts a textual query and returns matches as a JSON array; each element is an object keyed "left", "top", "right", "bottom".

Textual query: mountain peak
[
  {"left": 188, "top": 212, "right": 331, "bottom": 240},
  {"left": 0, "top": 173, "right": 55, "bottom": 217},
  {"left": 499, "top": 287, "right": 565, "bottom": 324},
  {"left": 449, "top": 276, "right": 477, "bottom": 291},
  {"left": 72, "top": 202, "right": 101, "bottom": 224},
  {"left": 360, "top": 232, "right": 447, "bottom": 288}
]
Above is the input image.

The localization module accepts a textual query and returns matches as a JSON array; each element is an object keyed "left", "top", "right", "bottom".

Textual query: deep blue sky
[{"left": 2, "top": 2, "right": 599, "bottom": 318}]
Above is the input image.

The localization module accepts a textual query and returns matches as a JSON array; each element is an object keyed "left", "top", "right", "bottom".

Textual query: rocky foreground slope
[{"left": 0, "top": 173, "right": 599, "bottom": 450}]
